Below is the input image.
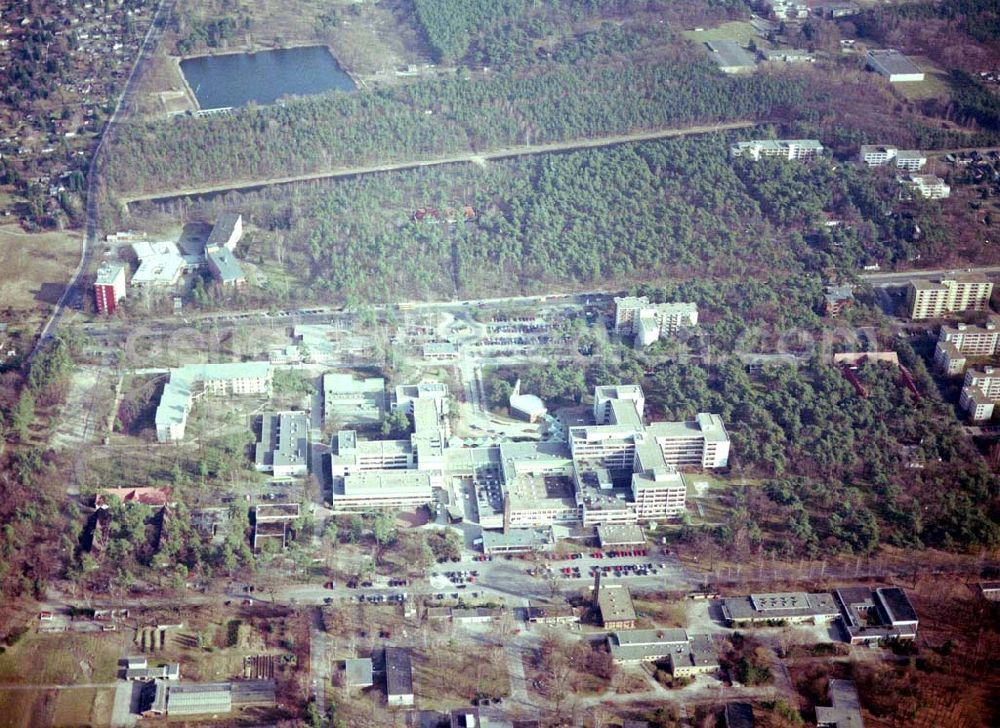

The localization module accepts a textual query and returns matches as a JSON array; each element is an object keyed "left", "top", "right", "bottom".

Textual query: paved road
[
  {"left": 28, "top": 0, "right": 176, "bottom": 364},
  {"left": 309, "top": 608, "right": 329, "bottom": 718},
  {"left": 111, "top": 681, "right": 136, "bottom": 728},
  {"left": 119, "top": 121, "right": 757, "bottom": 204},
  {"left": 0, "top": 682, "right": 120, "bottom": 690},
  {"left": 860, "top": 264, "right": 1000, "bottom": 285}
]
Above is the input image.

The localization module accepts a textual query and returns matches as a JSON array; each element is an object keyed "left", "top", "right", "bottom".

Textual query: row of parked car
[
  {"left": 438, "top": 570, "right": 479, "bottom": 584},
  {"left": 356, "top": 593, "right": 408, "bottom": 603},
  {"left": 590, "top": 563, "right": 662, "bottom": 577}
]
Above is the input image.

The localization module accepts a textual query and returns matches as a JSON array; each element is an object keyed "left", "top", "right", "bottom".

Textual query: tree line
[{"left": 103, "top": 47, "right": 812, "bottom": 199}]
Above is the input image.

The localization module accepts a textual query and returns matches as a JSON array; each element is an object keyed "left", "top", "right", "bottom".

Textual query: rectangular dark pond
[{"left": 180, "top": 45, "right": 356, "bottom": 109}]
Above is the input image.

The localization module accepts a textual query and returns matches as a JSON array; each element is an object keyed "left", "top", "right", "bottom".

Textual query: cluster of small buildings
[
  {"left": 721, "top": 585, "right": 919, "bottom": 645},
  {"left": 0, "top": 5, "right": 150, "bottom": 223},
  {"left": 613, "top": 296, "right": 698, "bottom": 348},
  {"left": 95, "top": 215, "right": 247, "bottom": 314},
  {"left": 857, "top": 145, "right": 948, "bottom": 199}
]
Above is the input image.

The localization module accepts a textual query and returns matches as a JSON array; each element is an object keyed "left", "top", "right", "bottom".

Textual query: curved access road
[
  {"left": 119, "top": 120, "right": 758, "bottom": 204},
  {"left": 29, "top": 0, "right": 176, "bottom": 363}
]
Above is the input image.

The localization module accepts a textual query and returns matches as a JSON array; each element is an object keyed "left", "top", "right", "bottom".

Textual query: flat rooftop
[
  {"left": 254, "top": 503, "right": 301, "bottom": 521},
  {"left": 876, "top": 586, "right": 918, "bottom": 624},
  {"left": 705, "top": 39, "right": 756, "bottom": 69},
  {"left": 867, "top": 49, "right": 923, "bottom": 76},
  {"left": 341, "top": 470, "right": 432, "bottom": 496},
  {"left": 596, "top": 523, "right": 645, "bottom": 546},
  {"left": 385, "top": 647, "right": 414, "bottom": 697},
  {"left": 481, "top": 527, "right": 553, "bottom": 552},
  {"left": 345, "top": 658, "right": 373, "bottom": 686},
  {"left": 722, "top": 591, "right": 839, "bottom": 620},
  {"left": 597, "top": 585, "right": 637, "bottom": 623}
]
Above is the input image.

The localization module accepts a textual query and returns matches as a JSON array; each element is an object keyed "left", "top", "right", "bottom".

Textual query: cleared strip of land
[{"left": 119, "top": 120, "right": 756, "bottom": 203}]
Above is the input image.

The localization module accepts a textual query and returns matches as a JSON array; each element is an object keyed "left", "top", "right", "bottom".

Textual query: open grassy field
[
  {"left": 0, "top": 631, "right": 127, "bottom": 685},
  {"left": 683, "top": 21, "right": 758, "bottom": 45},
  {"left": 0, "top": 225, "right": 80, "bottom": 316},
  {"left": 894, "top": 57, "right": 952, "bottom": 102}
]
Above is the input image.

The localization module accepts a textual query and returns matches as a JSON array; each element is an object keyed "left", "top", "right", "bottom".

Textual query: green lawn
[
  {"left": 683, "top": 21, "right": 759, "bottom": 46},
  {"left": 894, "top": 59, "right": 952, "bottom": 102}
]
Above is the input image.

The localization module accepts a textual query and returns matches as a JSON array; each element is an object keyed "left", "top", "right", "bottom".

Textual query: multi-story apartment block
[
  {"left": 94, "top": 261, "right": 127, "bottom": 315},
  {"left": 938, "top": 319, "right": 1000, "bottom": 354},
  {"left": 630, "top": 464, "right": 687, "bottom": 520},
  {"left": 765, "top": 0, "right": 808, "bottom": 19},
  {"left": 898, "top": 173, "right": 950, "bottom": 199},
  {"left": 859, "top": 145, "right": 926, "bottom": 171},
  {"left": 613, "top": 297, "right": 698, "bottom": 347},
  {"left": 960, "top": 366, "right": 1000, "bottom": 421},
  {"left": 907, "top": 275, "right": 993, "bottom": 320},
  {"left": 645, "top": 414, "right": 731, "bottom": 469},
  {"left": 934, "top": 318, "right": 1000, "bottom": 374},
  {"left": 729, "top": 139, "right": 824, "bottom": 161}
]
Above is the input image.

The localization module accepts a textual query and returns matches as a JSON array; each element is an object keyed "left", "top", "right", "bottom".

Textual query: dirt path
[{"left": 119, "top": 120, "right": 757, "bottom": 204}]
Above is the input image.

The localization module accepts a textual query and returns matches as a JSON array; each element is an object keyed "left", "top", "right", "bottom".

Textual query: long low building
[
  {"left": 481, "top": 527, "right": 554, "bottom": 555},
  {"left": 596, "top": 523, "right": 646, "bottom": 548},
  {"left": 526, "top": 600, "right": 578, "bottom": 624},
  {"left": 721, "top": 592, "right": 840, "bottom": 626},
  {"left": 332, "top": 470, "right": 434, "bottom": 511},
  {"left": 607, "top": 628, "right": 689, "bottom": 663},
  {"left": 866, "top": 49, "right": 924, "bottom": 82}
]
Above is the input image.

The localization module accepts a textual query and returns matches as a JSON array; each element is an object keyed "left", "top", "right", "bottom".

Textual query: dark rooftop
[
  {"left": 385, "top": 647, "right": 414, "bottom": 696},
  {"left": 876, "top": 586, "right": 918, "bottom": 624}
]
